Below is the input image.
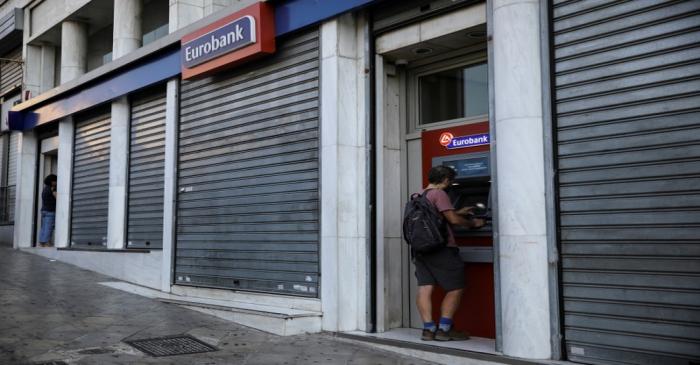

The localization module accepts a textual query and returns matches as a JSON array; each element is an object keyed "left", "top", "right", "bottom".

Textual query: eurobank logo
[
  {"left": 439, "top": 132, "right": 454, "bottom": 146},
  {"left": 439, "top": 132, "right": 489, "bottom": 150},
  {"left": 183, "top": 16, "right": 256, "bottom": 68},
  {"left": 181, "top": 2, "right": 275, "bottom": 79}
]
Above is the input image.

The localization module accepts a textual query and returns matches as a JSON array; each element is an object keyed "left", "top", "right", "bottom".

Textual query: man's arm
[{"left": 443, "top": 210, "right": 485, "bottom": 229}]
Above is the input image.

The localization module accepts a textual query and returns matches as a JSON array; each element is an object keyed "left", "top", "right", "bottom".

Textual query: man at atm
[{"left": 415, "top": 165, "right": 485, "bottom": 341}]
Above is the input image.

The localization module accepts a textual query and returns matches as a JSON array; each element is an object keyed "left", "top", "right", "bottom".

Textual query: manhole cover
[{"left": 124, "top": 334, "right": 218, "bottom": 357}]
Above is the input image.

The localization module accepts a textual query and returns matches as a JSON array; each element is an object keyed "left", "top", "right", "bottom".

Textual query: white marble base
[
  {"left": 353, "top": 328, "right": 497, "bottom": 354},
  {"left": 22, "top": 248, "right": 162, "bottom": 289},
  {"left": 170, "top": 284, "right": 321, "bottom": 312},
  {"left": 185, "top": 306, "right": 322, "bottom": 336},
  {"left": 342, "top": 329, "right": 574, "bottom": 365},
  {"left": 100, "top": 281, "right": 323, "bottom": 336},
  {"left": 341, "top": 329, "right": 499, "bottom": 365}
]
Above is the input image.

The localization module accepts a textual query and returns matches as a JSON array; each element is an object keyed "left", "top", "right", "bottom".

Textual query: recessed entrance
[
  {"left": 35, "top": 136, "right": 59, "bottom": 246},
  {"left": 374, "top": 14, "right": 496, "bottom": 352}
]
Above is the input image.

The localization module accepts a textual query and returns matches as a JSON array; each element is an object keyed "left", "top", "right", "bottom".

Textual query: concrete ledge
[
  {"left": 57, "top": 246, "right": 151, "bottom": 253},
  {"left": 100, "top": 281, "right": 323, "bottom": 336},
  {"left": 335, "top": 331, "right": 567, "bottom": 365},
  {"left": 21, "top": 247, "right": 162, "bottom": 289},
  {"left": 171, "top": 284, "right": 321, "bottom": 313},
  {"left": 183, "top": 305, "right": 322, "bottom": 337}
]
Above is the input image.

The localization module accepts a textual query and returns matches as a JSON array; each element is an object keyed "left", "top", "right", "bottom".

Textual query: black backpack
[{"left": 402, "top": 190, "right": 447, "bottom": 254}]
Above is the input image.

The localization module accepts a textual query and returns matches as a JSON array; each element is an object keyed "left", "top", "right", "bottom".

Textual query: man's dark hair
[
  {"left": 44, "top": 174, "right": 57, "bottom": 186},
  {"left": 427, "top": 165, "right": 456, "bottom": 184}
]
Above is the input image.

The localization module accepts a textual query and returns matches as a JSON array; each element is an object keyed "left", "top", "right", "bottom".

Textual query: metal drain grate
[{"left": 124, "top": 334, "right": 218, "bottom": 357}]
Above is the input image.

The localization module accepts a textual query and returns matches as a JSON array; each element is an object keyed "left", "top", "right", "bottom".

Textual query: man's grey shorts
[{"left": 414, "top": 247, "right": 465, "bottom": 291}]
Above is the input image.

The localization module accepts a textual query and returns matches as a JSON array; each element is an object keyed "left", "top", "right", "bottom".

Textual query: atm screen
[
  {"left": 442, "top": 155, "right": 489, "bottom": 179},
  {"left": 433, "top": 152, "right": 492, "bottom": 235}
]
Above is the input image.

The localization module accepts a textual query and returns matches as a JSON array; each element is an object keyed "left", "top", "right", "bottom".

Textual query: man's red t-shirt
[{"left": 422, "top": 188, "right": 456, "bottom": 247}]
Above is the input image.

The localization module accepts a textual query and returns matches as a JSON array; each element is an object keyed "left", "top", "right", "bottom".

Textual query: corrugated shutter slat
[
  {"left": 0, "top": 47, "right": 22, "bottom": 95},
  {"left": 175, "top": 29, "right": 320, "bottom": 297},
  {"left": 553, "top": 1, "right": 700, "bottom": 364},
  {"left": 127, "top": 89, "right": 166, "bottom": 249},
  {"left": 71, "top": 112, "right": 110, "bottom": 246}
]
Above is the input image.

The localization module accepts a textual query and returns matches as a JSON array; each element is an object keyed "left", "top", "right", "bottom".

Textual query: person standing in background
[{"left": 38, "top": 174, "right": 57, "bottom": 247}]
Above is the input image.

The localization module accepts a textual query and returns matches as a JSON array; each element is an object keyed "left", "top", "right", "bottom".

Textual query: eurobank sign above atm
[
  {"left": 440, "top": 132, "right": 490, "bottom": 150},
  {"left": 181, "top": 2, "right": 275, "bottom": 79}
]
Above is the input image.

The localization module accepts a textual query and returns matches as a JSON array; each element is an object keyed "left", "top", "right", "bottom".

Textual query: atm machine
[{"left": 421, "top": 121, "right": 495, "bottom": 339}]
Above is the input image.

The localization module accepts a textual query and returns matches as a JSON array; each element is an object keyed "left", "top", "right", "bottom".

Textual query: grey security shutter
[
  {"left": 6, "top": 131, "right": 18, "bottom": 222},
  {"left": 127, "top": 88, "right": 166, "bottom": 249},
  {"left": 552, "top": 1, "right": 700, "bottom": 364},
  {"left": 0, "top": 47, "right": 22, "bottom": 95},
  {"left": 175, "top": 29, "right": 320, "bottom": 297},
  {"left": 71, "top": 110, "right": 111, "bottom": 246}
]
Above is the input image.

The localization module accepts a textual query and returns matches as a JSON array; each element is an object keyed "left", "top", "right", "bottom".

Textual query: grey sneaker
[
  {"left": 421, "top": 329, "right": 435, "bottom": 341},
  {"left": 434, "top": 328, "right": 469, "bottom": 341}
]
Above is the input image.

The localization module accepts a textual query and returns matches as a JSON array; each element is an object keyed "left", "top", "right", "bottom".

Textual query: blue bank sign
[
  {"left": 182, "top": 15, "right": 256, "bottom": 68},
  {"left": 440, "top": 132, "right": 490, "bottom": 150}
]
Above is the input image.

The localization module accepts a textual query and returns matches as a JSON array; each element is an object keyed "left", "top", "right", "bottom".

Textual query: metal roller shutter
[
  {"left": 0, "top": 47, "right": 22, "bottom": 95},
  {"left": 552, "top": 1, "right": 700, "bottom": 364},
  {"left": 175, "top": 29, "right": 320, "bottom": 297},
  {"left": 127, "top": 89, "right": 166, "bottom": 249},
  {"left": 6, "top": 131, "right": 18, "bottom": 222},
  {"left": 71, "top": 111, "right": 111, "bottom": 246}
]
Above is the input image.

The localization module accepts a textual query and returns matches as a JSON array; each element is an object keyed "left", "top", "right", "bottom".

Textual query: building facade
[
  {"left": 5, "top": 0, "right": 700, "bottom": 364},
  {"left": 0, "top": 0, "right": 24, "bottom": 244}
]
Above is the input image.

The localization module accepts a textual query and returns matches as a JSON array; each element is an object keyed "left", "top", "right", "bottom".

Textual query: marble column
[
  {"left": 25, "top": 44, "right": 56, "bottom": 97},
  {"left": 107, "top": 0, "right": 142, "bottom": 249},
  {"left": 203, "top": 0, "right": 232, "bottom": 16},
  {"left": 113, "top": 0, "right": 142, "bottom": 59},
  {"left": 54, "top": 117, "right": 74, "bottom": 248},
  {"left": 168, "top": 0, "right": 204, "bottom": 33},
  {"left": 319, "top": 13, "right": 370, "bottom": 332},
  {"left": 12, "top": 131, "right": 38, "bottom": 248},
  {"left": 106, "top": 97, "right": 130, "bottom": 250},
  {"left": 161, "top": 79, "right": 179, "bottom": 292},
  {"left": 60, "top": 21, "right": 87, "bottom": 84},
  {"left": 40, "top": 45, "right": 56, "bottom": 92},
  {"left": 23, "top": 45, "right": 42, "bottom": 98},
  {"left": 493, "top": 0, "right": 552, "bottom": 359}
]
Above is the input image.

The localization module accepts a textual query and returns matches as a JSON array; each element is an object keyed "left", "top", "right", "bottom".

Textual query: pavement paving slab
[{"left": 0, "top": 248, "right": 437, "bottom": 365}]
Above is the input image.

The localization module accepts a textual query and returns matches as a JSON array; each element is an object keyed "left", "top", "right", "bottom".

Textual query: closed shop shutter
[
  {"left": 552, "top": 1, "right": 700, "bottom": 364},
  {"left": 127, "top": 89, "right": 166, "bottom": 249},
  {"left": 0, "top": 47, "right": 22, "bottom": 95},
  {"left": 6, "top": 131, "right": 18, "bottom": 222},
  {"left": 71, "top": 110, "right": 111, "bottom": 246},
  {"left": 175, "top": 29, "right": 320, "bottom": 297}
]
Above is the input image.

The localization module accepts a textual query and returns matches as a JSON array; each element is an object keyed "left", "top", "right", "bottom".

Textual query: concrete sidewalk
[{"left": 0, "top": 247, "right": 436, "bottom": 365}]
